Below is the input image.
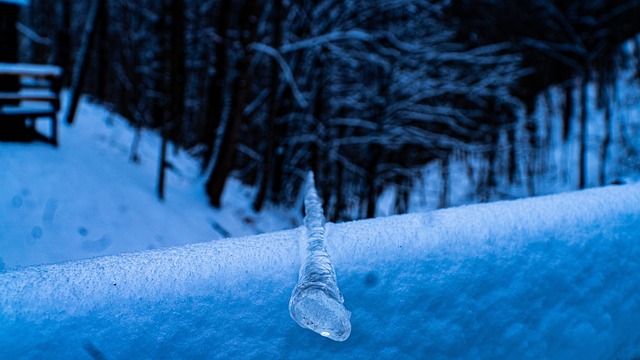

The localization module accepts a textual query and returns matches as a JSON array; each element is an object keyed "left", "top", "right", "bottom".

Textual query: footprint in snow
[{"left": 81, "top": 235, "right": 112, "bottom": 253}]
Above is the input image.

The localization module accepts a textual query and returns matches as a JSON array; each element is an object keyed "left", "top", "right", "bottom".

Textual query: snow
[
  {"left": 1, "top": 66, "right": 639, "bottom": 358},
  {"left": 0, "top": 94, "right": 296, "bottom": 270},
  {"left": 1, "top": 184, "right": 639, "bottom": 358}
]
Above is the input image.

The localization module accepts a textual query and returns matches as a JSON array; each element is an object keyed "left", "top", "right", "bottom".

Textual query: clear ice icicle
[{"left": 289, "top": 172, "right": 351, "bottom": 341}]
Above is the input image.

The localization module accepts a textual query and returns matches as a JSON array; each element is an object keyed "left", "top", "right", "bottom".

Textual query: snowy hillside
[
  {"left": 1, "top": 184, "right": 639, "bottom": 359},
  {"left": 0, "top": 95, "right": 297, "bottom": 270}
]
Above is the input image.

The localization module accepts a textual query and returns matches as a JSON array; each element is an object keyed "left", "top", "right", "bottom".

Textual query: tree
[
  {"left": 65, "top": 0, "right": 102, "bottom": 125},
  {"left": 205, "top": 0, "right": 261, "bottom": 207},
  {"left": 157, "top": 0, "right": 186, "bottom": 200}
]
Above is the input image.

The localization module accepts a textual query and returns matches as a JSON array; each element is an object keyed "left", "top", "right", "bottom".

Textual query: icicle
[{"left": 289, "top": 172, "right": 351, "bottom": 341}]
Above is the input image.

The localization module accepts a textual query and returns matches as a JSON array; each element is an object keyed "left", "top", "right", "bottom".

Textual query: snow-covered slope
[
  {"left": 1, "top": 184, "right": 639, "bottom": 359},
  {"left": 0, "top": 95, "right": 296, "bottom": 270}
]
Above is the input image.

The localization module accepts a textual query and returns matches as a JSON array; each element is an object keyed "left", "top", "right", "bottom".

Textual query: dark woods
[{"left": 18, "top": 0, "right": 640, "bottom": 221}]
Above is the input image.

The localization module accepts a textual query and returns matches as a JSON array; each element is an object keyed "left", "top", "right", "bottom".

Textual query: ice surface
[
  {"left": 289, "top": 172, "right": 351, "bottom": 341},
  {"left": 1, "top": 184, "right": 640, "bottom": 358}
]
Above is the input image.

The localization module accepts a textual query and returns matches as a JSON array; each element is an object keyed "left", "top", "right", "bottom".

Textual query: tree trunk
[
  {"left": 365, "top": 167, "right": 377, "bottom": 219},
  {"left": 578, "top": 75, "right": 589, "bottom": 189},
  {"left": 365, "top": 66, "right": 386, "bottom": 219},
  {"left": 482, "top": 133, "right": 499, "bottom": 202},
  {"left": 562, "top": 84, "right": 574, "bottom": 142},
  {"left": 206, "top": 0, "right": 260, "bottom": 207},
  {"left": 254, "top": 0, "right": 283, "bottom": 212},
  {"left": 169, "top": 0, "right": 186, "bottom": 146},
  {"left": 202, "top": 0, "right": 232, "bottom": 171},
  {"left": 365, "top": 142, "right": 380, "bottom": 218},
  {"left": 333, "top": 153, "right": 345, "bottom": 222},
  {"left": 599, "top": 84, "right": 613, "bottom": 186},
  {"left": 156, "top": 7, "right": 171, "bottom": 201},
  {"left": 65, "top": 0, "right": 102, "bottom": 125},
  {"left": 54, "top": 0, "right": 71, "bottom": 85},
  {"left": 439, "top": 156, "right": 450, "bottom": 209},
  {"left": 158, "top": 0, "right": 186, "bottom": 201},
  {"left": 525, "top": 101, "right": 537, "bottom": 196},
  {"left": 157, "top": 132, "right": 168, "bottom": 201},
  {"left": 95, "top": 0, "right": 109, "bottom": 100},
  {"left": 543, "top": 89, "right": 553, "bottom": 149},
  {"left": 394, "top": 179, "right": 410, "bottom": 215},
  {"left": 506, "top": 125, "right": 517, "bottom": 184}
]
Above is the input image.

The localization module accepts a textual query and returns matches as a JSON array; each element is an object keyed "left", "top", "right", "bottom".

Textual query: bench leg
[{"left": 51, "top": 116, "right": 58, "bottom": 146}]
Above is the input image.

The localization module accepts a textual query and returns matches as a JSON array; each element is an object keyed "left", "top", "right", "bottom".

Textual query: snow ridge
[
  {"left": 289, "top": 172, "right": 351, "bottom": 341},
  {"left": 1, "top": 185, "right": 640, "bottom": 358}
]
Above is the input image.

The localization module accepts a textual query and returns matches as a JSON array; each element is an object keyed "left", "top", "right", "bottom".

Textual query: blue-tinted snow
[
  {"left": 1, "top": 184, "right": 639, "bottom": 359},
  {"left": 0, "top": 93, "right": 295, "bottom": 269}
]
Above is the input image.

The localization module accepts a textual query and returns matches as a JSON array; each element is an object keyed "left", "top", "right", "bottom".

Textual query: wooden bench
[{"left": 0, "top": 63, "right": 63, "bottom": 145}]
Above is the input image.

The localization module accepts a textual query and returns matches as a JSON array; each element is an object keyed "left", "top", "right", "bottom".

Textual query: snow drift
[{"left": 1, "top": 184, "right": 640, "bottom": 359}]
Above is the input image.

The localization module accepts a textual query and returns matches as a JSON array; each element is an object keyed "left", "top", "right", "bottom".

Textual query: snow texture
[
  {"left": 1, "top": 184, "right": 640, "bottom": 359},
  {"left": 289, "top": 172, "right": 351, "bottom": 341},
  {"left": 0, "top": 92, "right": 294, "bottom": 270}
]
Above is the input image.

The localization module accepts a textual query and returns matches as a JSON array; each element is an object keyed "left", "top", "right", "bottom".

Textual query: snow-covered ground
[
  {"left": 0, "top": 95, "right": 297, "bottom": 270},
  {"left": 1, "top": 70, "right": 640, "bottom": 358},
  {"left": 1, "top": 184, "right": 639, "bottom": 359},
  {"left": 3, "top": 66, "right": 639, "bottom": 270}
]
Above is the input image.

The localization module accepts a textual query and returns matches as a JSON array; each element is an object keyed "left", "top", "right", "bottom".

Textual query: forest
[{"left": 17, "top": 0, "right": 640, "bottom": 221}]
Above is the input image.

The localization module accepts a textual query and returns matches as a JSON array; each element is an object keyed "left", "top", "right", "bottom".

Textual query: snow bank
[{"left": 1, "top": 184, "right": 640, "bottom": 359}]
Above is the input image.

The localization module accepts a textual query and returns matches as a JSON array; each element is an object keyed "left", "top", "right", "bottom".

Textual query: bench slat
[
  {"left": 0, "top": 92, "right": 57, "bottom": 102},
  {"left": 0, "top": 63, "right": 63, "bottom": 78},
  {"left": 0, "top": 105, "right": 56, "bottom": 117},
  {"left": 0, "top": 63, "right": 62, "bottom": 146}
]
